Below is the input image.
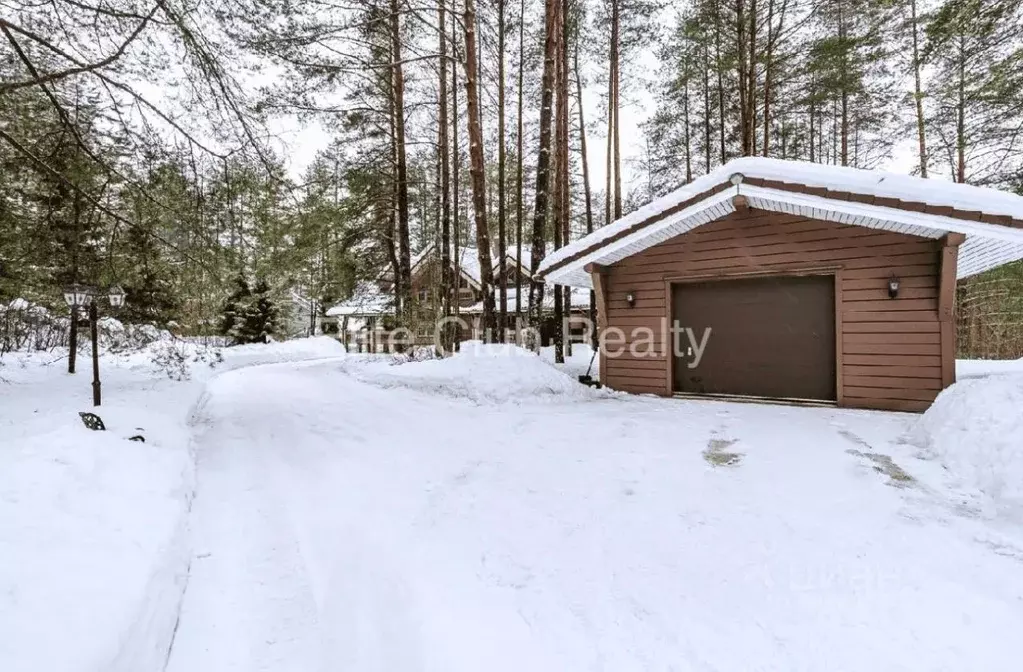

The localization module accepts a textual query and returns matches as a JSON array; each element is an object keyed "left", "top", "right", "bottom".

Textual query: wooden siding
[{"left": 601, "top": 208, "right": 946, "bottom": 412}]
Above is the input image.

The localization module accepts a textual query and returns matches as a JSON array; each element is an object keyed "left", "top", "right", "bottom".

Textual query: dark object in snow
[
  {"left": 79, "top": 412, "right": 106, "bottom": 431},
  {"left": 578, "top": 349, "right": 603, "bottom": 389},
  {"left": 128, "top": 435, "right": 146, "bottom": 443}
]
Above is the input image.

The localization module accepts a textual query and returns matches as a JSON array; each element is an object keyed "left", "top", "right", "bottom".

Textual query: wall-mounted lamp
[
  {"left": 888, "top": 275, "right": 900, "bottom": 299},
  {"left": 625, "top": 291, "right": 637, "bottom": 307}
]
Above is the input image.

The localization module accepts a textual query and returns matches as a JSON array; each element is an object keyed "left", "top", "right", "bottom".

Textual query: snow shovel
[{"left": 578, "top": 349, "right": 602, "bottom": 389}]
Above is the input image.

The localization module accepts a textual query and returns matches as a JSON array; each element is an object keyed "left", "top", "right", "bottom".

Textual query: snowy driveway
[{"left": 165, "top": 357, "right": 1023, "bottom": 672}]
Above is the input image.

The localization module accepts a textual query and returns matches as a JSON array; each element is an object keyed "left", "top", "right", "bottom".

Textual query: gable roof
[
  {"left": 537, "top": 157, "right": 1023, "bottom": 288},
  {"left": 325, "top": 281, "right": 392, "bottom": 317},
  {"left": 328, "top": 246, "right": 537, "bottom": 317}
]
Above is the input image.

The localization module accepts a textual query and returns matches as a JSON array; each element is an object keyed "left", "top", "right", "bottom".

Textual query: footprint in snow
[{"left": 703, "top": 438, "right": 743, "bottom": 467}]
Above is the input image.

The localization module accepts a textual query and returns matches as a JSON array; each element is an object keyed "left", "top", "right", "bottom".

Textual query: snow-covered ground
[
  {"left": 957, "top": 356, "right": 1023, "bottom": 379},
  {"left": 0, "top": 337, "right": 345, "bottom": 672},
  {"left": 4, "top": 343, "right": 1023, "bottom": 671}
]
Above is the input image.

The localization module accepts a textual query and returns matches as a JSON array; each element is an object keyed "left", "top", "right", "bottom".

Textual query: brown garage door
[{"left": 672, "top": 275, "right": 836, "bottom": 401}]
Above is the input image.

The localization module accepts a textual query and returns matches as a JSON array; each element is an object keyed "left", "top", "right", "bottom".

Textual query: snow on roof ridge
[{"left": 538, "top": 157, "right": 1023, "bottom": 275}]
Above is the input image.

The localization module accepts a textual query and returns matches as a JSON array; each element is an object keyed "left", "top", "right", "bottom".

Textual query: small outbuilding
[{"left": 537, "top": 158, "right": 1023, "bottom": 411}]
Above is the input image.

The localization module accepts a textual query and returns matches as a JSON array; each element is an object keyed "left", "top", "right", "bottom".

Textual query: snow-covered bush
[
  {"left": 0, "top": 299, "right": 69, "bottom": 355},
  {"left": 907, "top": 374, "right": 1023, "bottom": 520},
  {"left": 146, "top": 340, "right": 223, "bottom": 380},
  {"left": 389, "top": 345, "right": 440, "bottom": 364},
  {"left": 0, "top": 298, "right": 175, "bottom": 358},
  {"left": 97, "top": 317, "right": 171, "bottom": 352}
]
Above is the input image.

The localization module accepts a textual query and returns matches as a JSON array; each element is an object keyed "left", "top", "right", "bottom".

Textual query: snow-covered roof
[
  {"left": 326, "top": 283, "right": 392, "bottom": 317},
  {"left": 538, "top": 157, "right": 1023, "bottom": 288},
  {"left": 407, "top": 244, "right": 533, "bottom": 288},
  {"left": 462, "top": 287, "right": 590, "bottom": 314}
]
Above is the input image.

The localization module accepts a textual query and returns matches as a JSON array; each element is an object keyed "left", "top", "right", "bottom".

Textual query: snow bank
[
  {"left": 0, "top": 337, "right": 351, "bottom": 671},
  {"left": 957, "top": 357, "right": 1023, "bottom": 380},
  {"left": 0, "top": 385, "right": 195, "bottom": 672},
  {"left": 342, "top": 343, "right": 609, "bottom": 404},
  {"left": 216, "top": 336, "right": 346, "bottom": 370},
  {"left": 908, "top": 375, "right": 1023, "bottom": 519},
  {"left": 120, "top": 335, "right": 347, "bottom": 381}
]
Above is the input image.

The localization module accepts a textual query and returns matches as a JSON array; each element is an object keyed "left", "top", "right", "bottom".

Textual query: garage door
[{"left": 672, "top": 275, "right": 836, "bottom": 401}]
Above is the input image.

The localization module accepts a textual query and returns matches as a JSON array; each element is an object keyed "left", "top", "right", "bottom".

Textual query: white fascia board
[
  {"left": 746, "top": 186, "right": 1023, "bottom": 243},
  {"left": 543, "top": 189, "right": 737, "bottom": 287}
]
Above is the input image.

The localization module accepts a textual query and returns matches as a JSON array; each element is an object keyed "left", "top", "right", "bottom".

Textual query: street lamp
[
  {"left": 108, "top": 285, "right": 126, "bottom": 308},
  {"left": 62, "top": 284, "right": 127, "bottom": 406},
  {"left": 63, "top": 283, "right": 91, "bottom": 374}
]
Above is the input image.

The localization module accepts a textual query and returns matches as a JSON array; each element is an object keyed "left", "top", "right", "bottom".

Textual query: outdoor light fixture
[
  {"left": 61, "top": 284, "right": 127, "bottom": 405},
  {"left": 729, "top": 172, "right": 745, "bottom": 186},
  {"left": 108, "top": 285, "right": 126, "bottom": 308},
  {"left": 888, "top": 275, "right": 900, "bottom": 299},
  {"left": 626, "top": 291, "right": 636, "bottom": 307},
  {"left": 63, "top": 283, "right": 91, "bottom": 307}
]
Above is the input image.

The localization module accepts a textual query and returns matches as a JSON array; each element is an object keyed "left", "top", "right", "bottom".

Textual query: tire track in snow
[{"left": 162, "top": 367, "right": 332, "bottom": 672}]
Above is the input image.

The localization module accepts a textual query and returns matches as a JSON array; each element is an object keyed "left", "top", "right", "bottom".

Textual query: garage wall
[{"left": 601, "top": 207, "right": 944, "bottom": 412}]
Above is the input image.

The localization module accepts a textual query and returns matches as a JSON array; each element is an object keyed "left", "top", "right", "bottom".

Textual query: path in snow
[{"left": 165, "top": 358, "right": 1023, "bottom": 671}]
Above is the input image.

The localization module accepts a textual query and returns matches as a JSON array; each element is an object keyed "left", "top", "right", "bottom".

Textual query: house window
[{"left": 418, "top": 289, "right": 429, "bottom": 301}]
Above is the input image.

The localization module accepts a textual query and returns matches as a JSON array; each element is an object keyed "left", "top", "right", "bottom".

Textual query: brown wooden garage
[
  {"left": 672, "top": 274, "right": 837, "bottom": 401},
  {"left": 536, "top": 158, "right": 1023, "bottom": 412}
]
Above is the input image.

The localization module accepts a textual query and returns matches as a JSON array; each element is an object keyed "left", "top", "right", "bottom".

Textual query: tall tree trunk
[
  {"left": 736, "top": 0, "right": 749, "bottom": 156},
  {"left": 910, "top": 0, "right": 928, "bottom": 177},
  {"left": 574, "top": 28, "right": 597, "bottom": 346},
  {"left": 553, "top": 0, "right": 572, "bottom": 363},
  {"left": 762, "top": 0, "right": 775, "bottom": 156},
  {"left": 702, "top": 40, "right": 712, "bottom": 172},
  {"left": 956, "top": 34, "right": 966, "bottom": 183},
  {"left": 715, "top": 5, "right": 726, "bottom": 162},
  {"left": 464, "top": 0, "right": 497, "bottom": 340},
  {"left": 452, "top": 6, "right": 461, "bottom": 332},
  {"left": 439, "top": 0, "right": 452, "bottom": 351},
  {"left": 611, "top": 0, "right": 622, "bottom": 220},
  {"left": 498, "top": 0, "right": 507, "bottom": 341},
  {"left": 515, "top": 0, "right": 525, "bottom": 327},
  {"left": 748, "top": 0, "right": 758, "bottom": 155},
  {"left": 838, "top": 0, "right": 849, "bottom": 166},
  {"left": 605, "top": 90, "right": 613, "bottom": 228},
  {"left": 530, "top": 0, "right": 559, "bottom": 328},
  {"left": 552, "top": 3, "right": 564, "bottom": 364},
  {"left": 385, "top": 52, "right": 402, "bottom": 314},
  {"left": 390, "top": 0, "right": 412, "bottom": 321},
  {"left": 809, "top": 100, "right": 815, "bottom": 163},
  {"left": 683, "top": 74, "right": 692, "bottom": 183}
]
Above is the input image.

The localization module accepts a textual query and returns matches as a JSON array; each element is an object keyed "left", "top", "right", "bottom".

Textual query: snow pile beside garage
[
  {"left": 908, "top": 374, "right": 1023, "bottom": 519},
  {"left": 957, "top": 357, "right": 1023, "bottom": 380},
  {"left": 342, "top": 342, "right": 610, "bottom": 404}
]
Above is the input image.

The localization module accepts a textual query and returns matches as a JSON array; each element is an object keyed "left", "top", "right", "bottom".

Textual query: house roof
[
  {"left": 537, "top": 157, "right": 1023, "bottom": 288},
  {"left": 325, "top": 282, "right": 392, "bottom": 317},
  {"left": 327, "top": 246, "right": 538, "bottom": 317},
  {"left": 461, "top": 286, "right": 590, "bottom": 315}
]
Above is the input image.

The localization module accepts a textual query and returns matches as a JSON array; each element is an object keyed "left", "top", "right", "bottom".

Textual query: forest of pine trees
[{"left": 2, "top": 0, "right": 1022, "bottom": 356}]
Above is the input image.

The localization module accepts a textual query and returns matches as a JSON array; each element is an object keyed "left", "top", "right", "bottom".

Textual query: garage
[
  {"left": 671, "top": 275, "right": 836, "bottom": 401},
  {"left": 536, "top": 157, "right": 1023, "bottom": 411}
]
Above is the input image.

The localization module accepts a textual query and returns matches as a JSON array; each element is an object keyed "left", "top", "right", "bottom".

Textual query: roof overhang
[{"left": 540, "top": 184, "right": 1023, "bottom": 289}]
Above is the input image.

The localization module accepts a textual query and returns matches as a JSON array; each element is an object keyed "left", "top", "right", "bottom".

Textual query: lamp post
[
  {"left": 63, "top": 284, "right": 126, "bottom": 405},
  {"left": 62, "top": 283, "right": 91, "bottom": 374}
]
